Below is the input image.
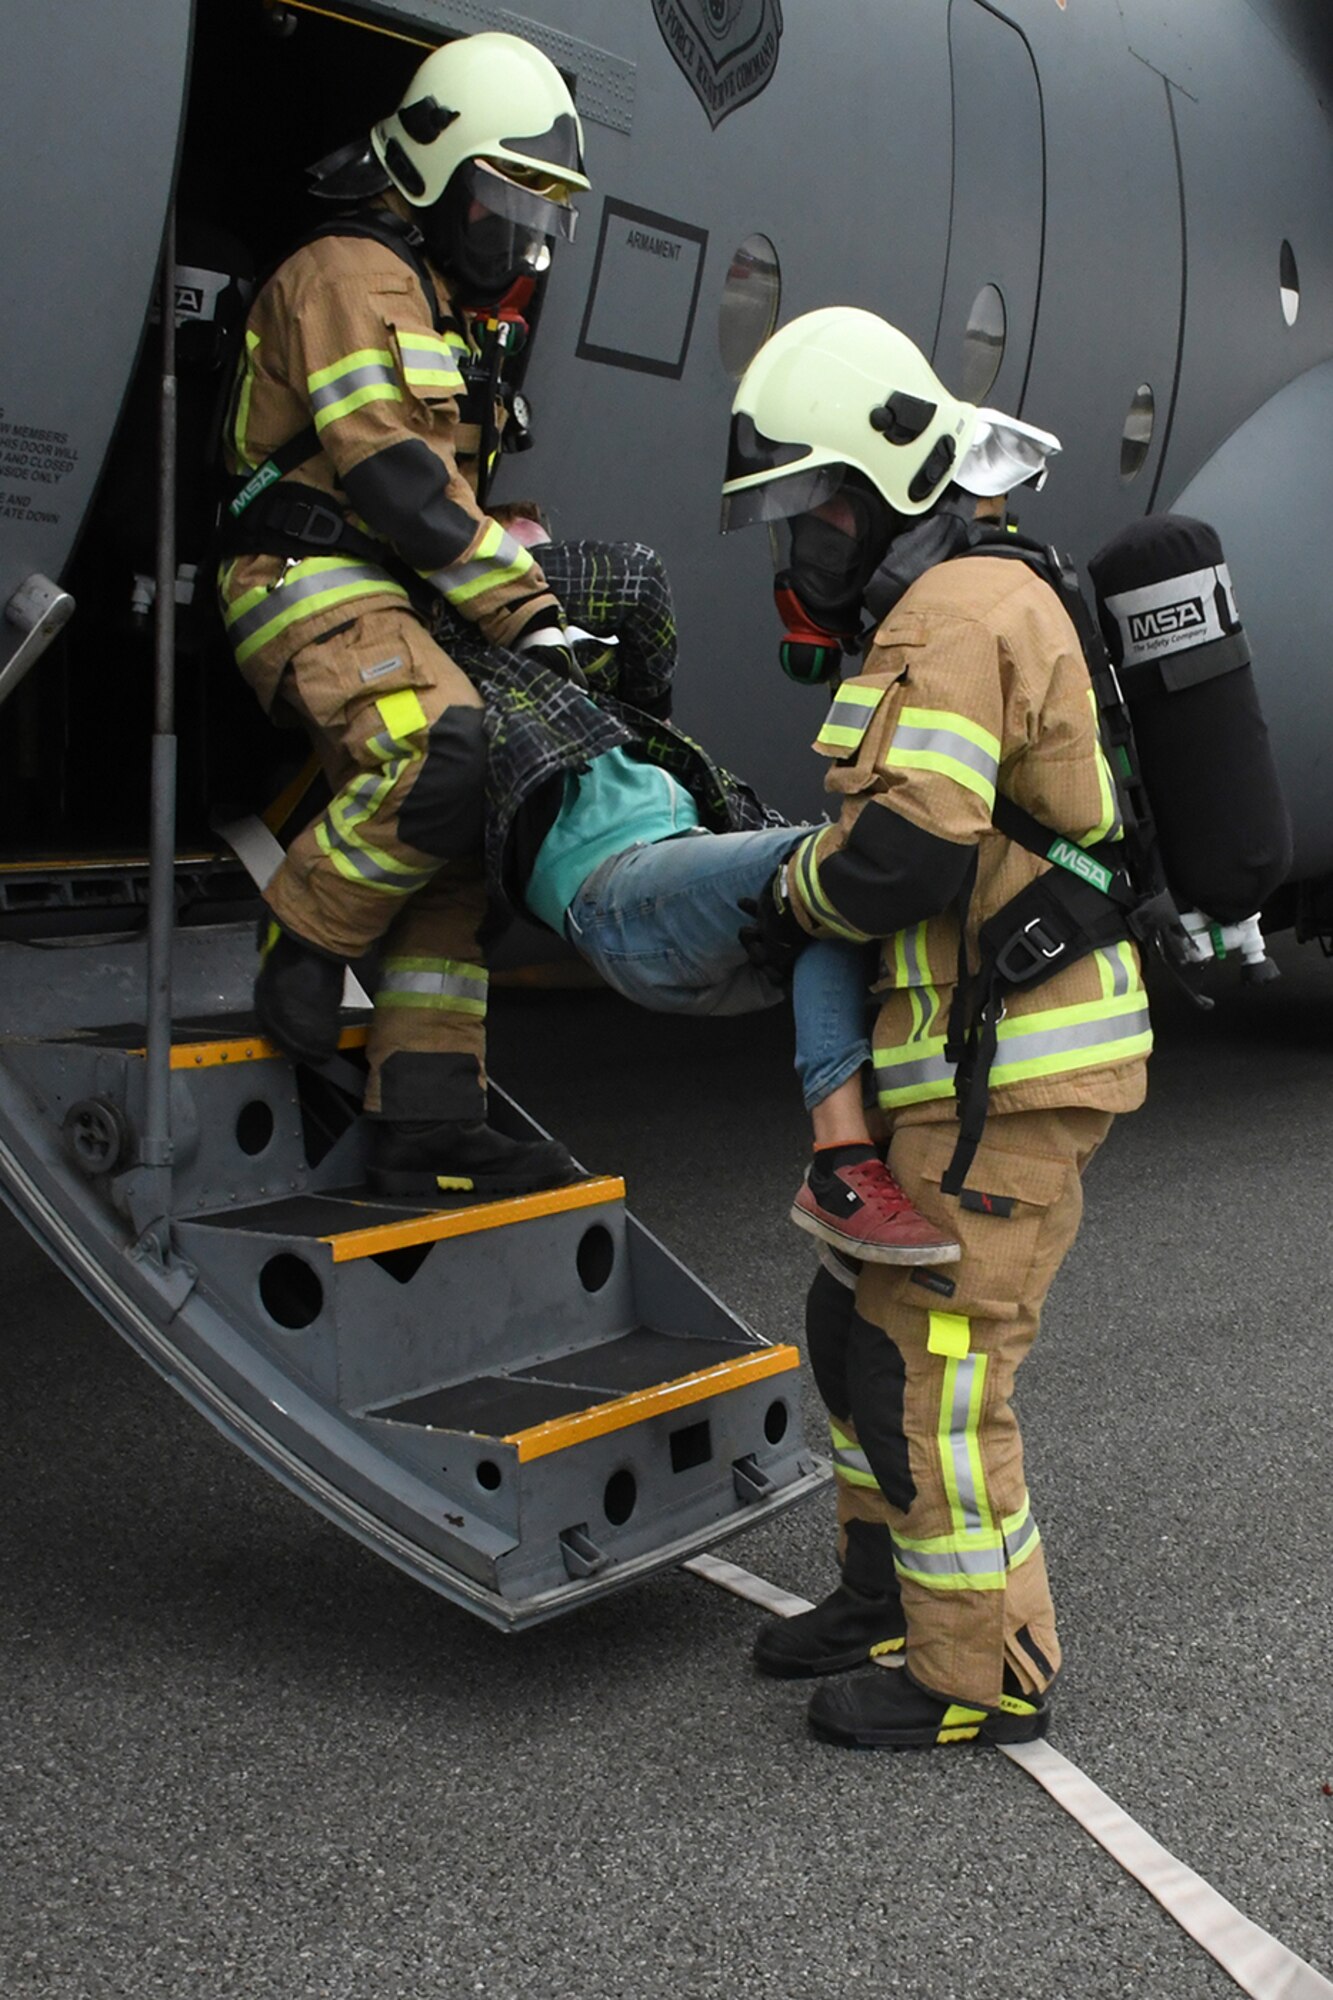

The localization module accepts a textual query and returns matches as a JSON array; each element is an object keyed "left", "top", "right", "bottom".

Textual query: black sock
[{"left": 810, "top": 1141, "right": 878, "bottom": 1182}]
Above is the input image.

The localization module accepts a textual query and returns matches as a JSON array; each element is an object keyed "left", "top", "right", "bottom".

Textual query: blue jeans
[{"left": 564, "top": 827, "right": 873, "bottom": 1110}]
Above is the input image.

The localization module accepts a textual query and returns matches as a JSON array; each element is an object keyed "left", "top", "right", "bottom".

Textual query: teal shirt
[{"left": 525, "top": 746, "right": 701, "bottom": 932}]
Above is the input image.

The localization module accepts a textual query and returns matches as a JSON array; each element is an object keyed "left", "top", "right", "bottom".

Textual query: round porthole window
[
  {"left": 719, "top": 234, "right": 781, "bottom": 379},
  {"left": 1120, "top": 383, "right": 1155, "bottom": 482},
  {"left": 960, "top": 284, "right": 1006, "bottom": 402},
  {"left": 1280, "top": 240, "right": 1300, "bottom": 327}
]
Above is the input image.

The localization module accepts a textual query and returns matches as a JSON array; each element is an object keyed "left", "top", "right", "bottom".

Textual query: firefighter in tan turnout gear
[
  {"left": 721, "top": 309, "right": 1151, "bottom": 1749},
  {"left": 218, "top": 33, "right": 589, "bottom": 1196}
]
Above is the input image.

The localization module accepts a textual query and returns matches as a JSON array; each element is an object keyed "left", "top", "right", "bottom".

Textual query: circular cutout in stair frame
[
  {"left": 603, "top": 1467, "right": 637, "bottom": 1526},
  {"left": 764, "top": 1398, "right": 790, "bottom": 1445},
  {"left": 577, "top": 1223, "right": 615, "bottom": 1294},
  {"left": 259, "top": 1253, "right": 324, "bottom": 1329},
  {"left": 475, "top": 1459, "right": 503, "bottom": 1491},
  {"left": 236, "top": 1099, "right": 276, "bottom": 1156}
]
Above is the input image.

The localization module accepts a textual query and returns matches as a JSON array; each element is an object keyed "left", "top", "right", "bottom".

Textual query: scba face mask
[
  {"left": 771, "top": 483, "right": 895, "bottom": 684},
  {"left": 427, "top": 158, "right": 578, "bottom": 302}
]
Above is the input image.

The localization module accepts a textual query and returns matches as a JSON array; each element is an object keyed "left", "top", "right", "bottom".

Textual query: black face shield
[{"left": 426, "top": 158, "right": 577, "bottom": 302}]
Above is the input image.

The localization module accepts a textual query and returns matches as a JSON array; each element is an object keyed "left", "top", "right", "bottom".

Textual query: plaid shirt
[{"left": 435, "top": 612, "right": 786, "bottom": 922}]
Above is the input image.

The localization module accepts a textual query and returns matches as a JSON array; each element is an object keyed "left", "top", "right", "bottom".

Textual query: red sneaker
[{"left": 791, "top": 1155, "right": 961, "bottom": 1265}]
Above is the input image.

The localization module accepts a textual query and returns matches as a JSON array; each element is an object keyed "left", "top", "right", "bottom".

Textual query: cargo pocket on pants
[{"left": 885, "top": 1123, "right": 1074, "bottom": 1324}]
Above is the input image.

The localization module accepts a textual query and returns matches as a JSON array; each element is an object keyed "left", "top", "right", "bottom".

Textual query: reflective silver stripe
[
  {"left": 874, "top": 1044, "right": 953, "bottom": 1094},
  {"left": 225, "top": 560, "right": 401, "bottom": 653},
  {"left": 378, "top": 968, "right": 488, "bottom": 1003},
  {"left": 945, "top": 1355, "right": 989, "bottom": 1537},
  {"left": 894, "top": 1541, "right": 1007, "bottom": 1580},
  {"left": 992, "top": 1002, "right": 1151, "bottom": 1074},
  {"left": 430, "top": 524, "right": 531, "bottom": 605},
  {"left": 902, "top": 922, "right": 926, "bottom": 988},
  {"left": 396, "top": 333, "right": 464, "bottom": 389},
  {"left": 1005, "top": 1505, "right": 1041, "bottom": 1565},
  {"left": 1098, "top": 946, "right": 1131, "bottom": 998},
  {"left": 308, "top": 358, "right": 398, "bottom": 418},
  {"left": 891, "top": 721, "right": 999, "bottom": 791}
]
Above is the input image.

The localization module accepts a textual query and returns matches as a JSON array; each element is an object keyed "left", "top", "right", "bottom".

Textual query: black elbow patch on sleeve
[
  {"left": 342, "top": 440, "right": 478, "bottom": 573},
  {"left": 817, "top": 806, "right": 973, "bottom": 937},
  {"left": 395, "top": 704, "right": 486, "bottom": 860}
]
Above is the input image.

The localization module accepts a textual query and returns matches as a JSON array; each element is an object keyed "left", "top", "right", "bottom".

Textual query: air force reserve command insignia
[{"left": 652, "top": 0, "right": 784, "bottom": 129}]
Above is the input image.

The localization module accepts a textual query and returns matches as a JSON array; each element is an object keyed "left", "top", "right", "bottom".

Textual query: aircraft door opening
[{"left": 932, "top": 0, "right": 1045, "bottom": 416}]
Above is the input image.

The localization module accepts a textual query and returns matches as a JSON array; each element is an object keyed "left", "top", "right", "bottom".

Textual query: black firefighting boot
[
  {"left": 253, "top": 918, "right": 346, "bottom": 1067},
  {"left": 807, "top": 1663, "right": 1050, "bottom": 1751},
  {"left": 753, "top": 1520, "right": 906, "bottom": 1679},
  {"left": 368, "top": 1052, "right": 580, "bottom": 1199}
]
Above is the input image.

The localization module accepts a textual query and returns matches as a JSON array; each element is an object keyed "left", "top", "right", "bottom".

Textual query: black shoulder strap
[{"left": 297, "top": 210, "right": 450, "bottom": 333}]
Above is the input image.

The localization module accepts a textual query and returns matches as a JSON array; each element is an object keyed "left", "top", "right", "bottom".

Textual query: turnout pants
[
  {"left": 260, "top": 605, "right": 489, "bottom": 1111},
  {"left": 807, "top": 1104, "right": 1113, "bottom": 1708}
]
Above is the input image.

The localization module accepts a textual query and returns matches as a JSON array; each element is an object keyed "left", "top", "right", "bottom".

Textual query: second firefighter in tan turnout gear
[
  {"left": 722, "top": 307, "right": 1150, "bottom": 1748},
  {"left": 218, "top": 33, "right": 589, "bottom": 1194}
]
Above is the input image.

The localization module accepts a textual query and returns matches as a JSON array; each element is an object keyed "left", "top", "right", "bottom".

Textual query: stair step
[
  {"left": 368, "top": 1330, "right": 801, "bottom": 1460},
  {"left": 189, "top": 1176, "right": 626, "bottom": 1258}
]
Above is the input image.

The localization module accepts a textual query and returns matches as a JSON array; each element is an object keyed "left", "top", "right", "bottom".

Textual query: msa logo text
[
  {"left": 1128, "top": 597, "right": 1205, "bottom": 644},
  {"left": 1048, "top": 838, "right": 1113, "bottom": 892}
]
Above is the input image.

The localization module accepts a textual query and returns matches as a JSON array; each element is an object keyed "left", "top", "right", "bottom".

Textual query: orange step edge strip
[
  {"left": 323, "top": 1175, "right": 626, "bottom": 1262},
  {"left": 506, "top": 1345, "right": 801, "bottom": 1463},
  {"left": 156, "top": 1025, "right": 370, "bottom": 1069}
]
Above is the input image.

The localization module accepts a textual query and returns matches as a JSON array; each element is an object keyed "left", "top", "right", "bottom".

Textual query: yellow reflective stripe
[
  {"left": 876, "top": 968, "right": 1149, "bottom": 1109},
  {"left": 376, "top": 688, "right": 428, "bottom": 740},
  {"left": 888, "top": 706, "right": 1000, "bottom": 807},
  {"left": 225, "top": 560, "right": 409, "bottom": 666},
  {"left": 441, "top": 519, "right": 534, "bottom": 606},
  {"left": 940, "top": 1351, "right": 993, "bottom": 1540},
  {"left": 793, "top": 833, "right": 873, "bottom": 944},
  {"left": 311, "top": 702, "right": 435, "bottom": 894},
  {"left": 829, "top": 1419, "right": 881, "bottom": 1489},
  {"left": 375, "top": 956, "right": 488, "bottom": 1015},
  {"left": 927, "top": 1312, "right": 970, "bottom": 1359},
  {"left": 232, "top": 328, "right": 261, "bottom": 465},
  {"left": 396, "top": 329, "right": 466, "bottom": 394},
  {"left": 307, "top": 345, "right": 395, "bottom": 393},
  {"left": 816, "top": 683, "right": 886, "bottom": 751},
  {"left": 1080, "top": 692, "right": 1123, "bottom": 844},
  {"left": 1002, "top": 1495, "right": 1042, "bottom": 1570},
  {"left": 991, "top": 989, "right": 1152, "bottom": 1085},
  {"left": 313, "top": 379, "right": 402, "bottom": 432},
  {"left": 874, "top": 1034, "right": 953, "bottom": 1108},
  {"left": 1093, "top": 942, "right": 1138, "bottom": 1002}
]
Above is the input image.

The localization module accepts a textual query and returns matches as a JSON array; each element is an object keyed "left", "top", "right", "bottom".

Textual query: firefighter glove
[{"left": 738, "top": 864, "right": 809, "bottom": 982}]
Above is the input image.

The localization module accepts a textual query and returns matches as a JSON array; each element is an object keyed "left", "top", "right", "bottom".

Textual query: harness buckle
[
  {"left": 281, "top": 496, "right": 345, "bottom": 548},
  {"left": 995, "top": 916, "right": 1064, "bottom": 984}
]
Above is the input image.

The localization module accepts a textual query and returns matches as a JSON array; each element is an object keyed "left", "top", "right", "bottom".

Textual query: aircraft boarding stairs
[{"left": 0, "top": 975, "right": 826, "bottom": 1627}]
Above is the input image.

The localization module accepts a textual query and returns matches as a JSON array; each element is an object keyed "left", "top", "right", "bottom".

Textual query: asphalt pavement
[{"left": 2, "top": 938, "right": 1331, "bottom": 1999}]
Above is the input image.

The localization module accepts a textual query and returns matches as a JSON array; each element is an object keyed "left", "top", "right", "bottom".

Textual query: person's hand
[{"left": 738, "top": 867, "right": 809, "bottom": 981}]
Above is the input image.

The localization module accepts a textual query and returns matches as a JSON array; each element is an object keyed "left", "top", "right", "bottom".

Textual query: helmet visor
[
  {"left": 467, "top": 157, "right": 579, "bottom": 245},
  {"left": 720, "top": 462, "right": 845, "bottom": 534}
]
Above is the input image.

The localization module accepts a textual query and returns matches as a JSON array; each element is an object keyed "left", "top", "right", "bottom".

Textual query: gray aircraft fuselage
[{"left": 2, "top": 0, "right": 1331, "bottom": 875}]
